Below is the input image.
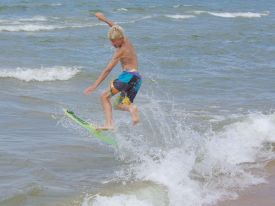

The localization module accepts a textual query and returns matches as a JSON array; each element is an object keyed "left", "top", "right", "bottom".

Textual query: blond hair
[{"left": 108, "top": 25, "right": 125, "bottom": 40}]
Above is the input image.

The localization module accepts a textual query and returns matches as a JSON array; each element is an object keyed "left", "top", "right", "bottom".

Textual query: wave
[
  {"left": 49, "top": 3, "right": 62, "bottom": 7},
  {"left": 0, "top": 66, "right": 81, "bottom": 82},
  {"left": 0, "top": 17, "right": 52, "bottom": 32},
  {"left": 0, "top": 16, "right": 101, "bottom": 32},
  {"left": 0, "top": 3, "right": 62, "bottom": 12},
  {"left": 0, "top": 4, "right": 28, "bottom": 12},
  {"left": 119, "top": 16, "right": 153, "bottom": 24},
  {"left": 0, "top": 183, "right": 44, "bottom": 205},
  {"left": 0, "top": 23, "right": 99, "bottom": 32},
  {"left": 120, "top": 7, "right": 145, "bottom": 12},
  {"left": 194, "top": 11, "right": 270, "bottom": 18},
  {"left": 18, "top": 16, "right": 49, "bottom": 22},
  {"left": 115, "top": 8, "right": 128, "bottom": 12},
  {"left": 173, "top": 4, "right": 193, "bottom": 8},
  {"left": 82, "top": 109, "right": 275, "bottom": 206},
  {"left": 164, "top": 14, "right": 195, "bottom": 19},
  {"left": 118, "top": 11, "right": 269, "bottom": 26},
  {"left": 121, "top": 14, "right": 194, "bottom": 25},
  {"left": 0, "top": 24, "right": 63, "bottom": 32},
  {"left": 0, "top": 16, "right": 49, "bottom": 23},
  {"left": 82, "top": 190, "right": 161, "bottom": 206},
  {"left": 119, "top": 11, "right": 267, "bottom": 25}
]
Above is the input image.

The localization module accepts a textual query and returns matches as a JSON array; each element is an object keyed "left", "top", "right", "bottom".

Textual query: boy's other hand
[{"left": 84, "top": 85, "right": 96, "bottom": 95}]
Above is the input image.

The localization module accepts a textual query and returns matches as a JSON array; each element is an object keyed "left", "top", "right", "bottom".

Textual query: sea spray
[{"left": 82, "top": 100, "right": 275, "bottom": 206}]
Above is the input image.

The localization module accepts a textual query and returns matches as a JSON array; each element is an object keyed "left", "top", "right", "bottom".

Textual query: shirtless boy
[{"left": 84, "top": 13, "right": 142, "bottom": 130}]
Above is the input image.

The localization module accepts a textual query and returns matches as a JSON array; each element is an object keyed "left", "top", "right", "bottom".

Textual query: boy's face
[{"left": 111, "top": 38, "right": 124, "bottom": 48}]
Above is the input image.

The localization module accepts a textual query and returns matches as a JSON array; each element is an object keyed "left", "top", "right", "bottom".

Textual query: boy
[{"left": 84, "top": 13, "right": 142, "bottom": 130}]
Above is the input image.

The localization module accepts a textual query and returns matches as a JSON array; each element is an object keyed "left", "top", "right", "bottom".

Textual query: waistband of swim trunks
[
  {"left": 124, "top": 68, "right": 137, "bottom": 72},
  {"left": 122, "top": 70, "right": 142, "bottom": 79}
]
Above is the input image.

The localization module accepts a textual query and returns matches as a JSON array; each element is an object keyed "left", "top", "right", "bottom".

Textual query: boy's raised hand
[
  {"left": 95, "top": 12, "right": 106, "bottom": 22},
  {"left": 95, "top": 12, "right": 114, "bottom": 27}
]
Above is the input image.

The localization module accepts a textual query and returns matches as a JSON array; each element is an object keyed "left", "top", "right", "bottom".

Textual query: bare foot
[
  {"left": 95, "top": 125, "right": 114, "bottom": 131},
  {"left": 130, "top": 105, "right": 139, "bottom": 125}
]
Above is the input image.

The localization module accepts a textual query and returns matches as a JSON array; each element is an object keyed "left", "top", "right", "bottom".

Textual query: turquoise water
[{"left": 0, "top": 1, "right": 275, "bottom": 206}]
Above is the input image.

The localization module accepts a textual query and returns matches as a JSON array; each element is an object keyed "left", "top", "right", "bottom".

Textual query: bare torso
[
  {"left": 119, "top": 38, "right": 138, "bottom": 72},
  {"left": 84, "top": 13, "right": 141, "bottom": 130}
]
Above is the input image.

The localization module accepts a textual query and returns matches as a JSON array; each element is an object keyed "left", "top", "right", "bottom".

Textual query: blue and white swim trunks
[{"left": 110, "top": 70, "right": 142, "bottom": 105}]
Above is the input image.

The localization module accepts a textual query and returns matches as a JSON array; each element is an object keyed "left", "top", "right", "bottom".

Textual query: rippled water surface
[{"left": 0, "top": 1, "right": 275, "bottom": 206}]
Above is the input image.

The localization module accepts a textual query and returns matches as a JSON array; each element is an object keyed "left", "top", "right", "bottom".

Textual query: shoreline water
[
  {"left": 218, "top": 160, "right": 275, "bottom": 206},
  {"left": 1, "top": 0, "right": 275, "bottom": 206}
]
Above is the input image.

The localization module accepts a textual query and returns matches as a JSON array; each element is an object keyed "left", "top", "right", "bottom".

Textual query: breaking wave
[
  {"left": 81, "top": 106, "right": 275, "bottom": 206},
  {"left": 193, "top": 11, "right": 270, "bottom": 18},
  {"left": 0, "top": 66, "right": 81, "bottom": 82},
  {"left": 0, "top": 16, "right": 100, "bottom": 32},
  {"left": 164, "top": 14, "right": 195, "bottom": 19}
]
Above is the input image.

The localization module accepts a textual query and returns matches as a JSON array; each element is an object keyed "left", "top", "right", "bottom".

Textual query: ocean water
[{"left": 1, "top": 0, "right": 275, "bottom": 206}]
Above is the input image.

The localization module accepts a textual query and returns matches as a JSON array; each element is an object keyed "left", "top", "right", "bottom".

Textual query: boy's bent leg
[
  {"left": 116, "top": 103, "right": 140, "bottom": 125},
  {"left": 99, "top": 89, "right": 114, "bottom": 130},
  {"left": 129, "top": 104, "right": 139, "bottom": 125}
]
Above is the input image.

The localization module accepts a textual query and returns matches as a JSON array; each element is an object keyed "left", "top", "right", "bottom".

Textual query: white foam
[
  {"left": 0, "top": 16, "right": 51, "bottom": 23},
  {"left": 119, "top": 16, "right": 153, "bottom": 24},
  {"left": 207, "top": 113, "right": 275, "bottom": 164},
  {"left": 0, "top": 16, "right": 60, "bottom": 32},
  {"left": 0, "top": 17, "right": 99, "bottom": 32},
  {"left": 133, "top": 113, "right": 274, "bottom": 205},
  {"left": 79, "top": 90, "right": 275, "bottom": 206},
  {"left": 50, "top": 3, "right": 62, "bottom": 7},
  {"left": 83, "top": 194, "right": 154, "bottom": 206},
  {"left": 194, "top": 11, "right": 270, "bottom": 18},
  {"left": 0, "top": 66, "right": 81, "bottom": 82},
  {"left": 209, "top": 11, "right": 269, "bottom": 18},
  {"left": 0, "top": 24, "right": 61, "bottom": 32},
  {"left": 18, "top": 16, "right": 49, "bottom": 22},
  {"left": 173, "top": 4, "right": 192, "bottom": 8},
  {"left": 192, "top": 10, "right": 206, "bottom": 15},
  {"left": 94, "top": 107, "right": 275, "bottom": 206},
  {"left": 116, "top": 8, "right": 128, "bottom": 12},
  {"left": 173, "top": 5, "right": 181, "bottom": 8},
  {"left": 81, "top": 184, "right": 168, "bottom": 206},
  {"left": 165, "top": 14, "right": 195, "bottom": 19},
  {"left": 0, "top": 23, "right": 99, "bottom": 32}
]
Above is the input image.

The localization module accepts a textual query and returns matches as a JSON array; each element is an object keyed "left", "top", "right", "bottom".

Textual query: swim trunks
[{"left": 110, "top": 71, "right": 142, "bottom": 105}]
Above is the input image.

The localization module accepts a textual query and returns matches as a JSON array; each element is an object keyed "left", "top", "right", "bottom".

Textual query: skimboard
[{"left": 63, "top": 109, "right": 117, "bottom": 146}]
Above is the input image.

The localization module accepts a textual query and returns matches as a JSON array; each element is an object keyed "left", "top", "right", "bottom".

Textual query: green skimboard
[{"left": 63, "top": 109, "right": 117, "bottom": 146}]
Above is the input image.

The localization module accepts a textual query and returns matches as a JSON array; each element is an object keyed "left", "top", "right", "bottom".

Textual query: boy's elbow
[
  {"left": 104, "top": 67, "right": 112, "bottom": 75},
  {"left": 106, "top": 67, "right": 113, "bottom": 72}
]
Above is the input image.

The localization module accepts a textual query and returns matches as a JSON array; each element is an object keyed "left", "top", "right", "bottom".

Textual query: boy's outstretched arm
[
  {"left": 95, "top": 12, "right": 115, "bottom": 27},
  {"left": 84, "top": 50, "right": 123, "bottom": 95}
]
